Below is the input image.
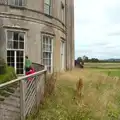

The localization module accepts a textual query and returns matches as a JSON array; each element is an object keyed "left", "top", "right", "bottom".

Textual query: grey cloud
[{"left": 75, "top": 0, "right": 120, "bottom": 59}]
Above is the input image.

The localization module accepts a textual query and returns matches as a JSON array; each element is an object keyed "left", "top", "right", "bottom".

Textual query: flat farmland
[{"left": 85, "top": 62, "right": 120, "bottom": 69}]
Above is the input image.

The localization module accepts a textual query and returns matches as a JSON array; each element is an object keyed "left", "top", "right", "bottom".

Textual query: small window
[
  {"left": 10, "top": 0, "right": 25, "bottom": 7},
  {"left": 44, "top": 0, "right": 51, "bottom": 15},
  {"left": 42, "top": 35, "right": 53, "bottom": 73}
]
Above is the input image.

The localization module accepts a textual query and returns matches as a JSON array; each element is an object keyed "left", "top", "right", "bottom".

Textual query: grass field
[
  {"left": 85, "top": 62, "right": 120, "bottom": 69},
  {"left": 27, "top": 67, "right": 120, "bottom": 120},
  {"left": 85, "top": 62, "right": 120, "bottom": 77}
]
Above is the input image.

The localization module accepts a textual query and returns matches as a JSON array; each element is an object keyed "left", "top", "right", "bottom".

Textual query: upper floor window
[
  {"left": 10, "top": 0, "right": 25, "bottom": 7},
  {"left": 44, "top": 0, "right": 51, "bottom": 15}
]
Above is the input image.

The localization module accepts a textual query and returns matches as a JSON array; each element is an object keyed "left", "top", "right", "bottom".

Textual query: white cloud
[{"left": 75, "top": 0, "right": 120, "bottom": 59}]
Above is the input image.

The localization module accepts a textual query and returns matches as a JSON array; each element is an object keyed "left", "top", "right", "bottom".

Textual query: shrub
[
  {"left": 0, "top": 57, "right": 7, "bottom": 74},
  {"left": 0, "top": 66, "right": 17, "bottom": 84}
]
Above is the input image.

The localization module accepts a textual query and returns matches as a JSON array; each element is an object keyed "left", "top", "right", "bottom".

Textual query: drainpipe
[{"left": 65, "top": 0, "right": 68, "bottom": 70}]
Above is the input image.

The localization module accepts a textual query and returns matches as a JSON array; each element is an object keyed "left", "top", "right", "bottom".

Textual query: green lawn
[
  {"left": 84, "top": 62, "right": 120, "bottom": 77},
  {"left": 101, "top": 70, "right": 120, "bottom": 77},
  {"left": 85, "top": 63, "right": 120, "bottom": 69}
]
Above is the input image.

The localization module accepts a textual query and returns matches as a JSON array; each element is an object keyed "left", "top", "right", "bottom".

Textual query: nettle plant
[{"left": 0, "top": 57, "right": 7, "bottom": 74}]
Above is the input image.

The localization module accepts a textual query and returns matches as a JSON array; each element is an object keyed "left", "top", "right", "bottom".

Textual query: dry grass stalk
[
  {"left": 44, "top": 72, "right": 58, "bottom": 96},
  {"left": 75, "top": 78, "right": 84, "bottom": 98}
]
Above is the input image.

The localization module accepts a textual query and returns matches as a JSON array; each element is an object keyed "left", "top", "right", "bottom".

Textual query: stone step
[{"left": 0, "top": 103, "right": 20, "bottom": 113}]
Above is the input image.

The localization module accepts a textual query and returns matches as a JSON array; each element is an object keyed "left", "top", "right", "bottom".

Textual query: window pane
[
  {"left": 49, "top": 59, "right": 51, "bottom": 66},
  {"left": 48, "top": 53, "right": 51, "bottom": 58},
  {"left": 19, "top": 0, "right": 22, "bottom": 6},
  {"left": 13, "top": 41, "right": 18, "bottom": 49},
  {"left": 49, "top": 38, "right": 52, "bottom": 44},
  {"left": 7, "top": 51, "right": 10, "bottom": 57},
  {"left": 43, "top": 36, "right": 45, "bottom": 44},
  {"left": 15, "top": 0, "right": 19, "bottom": 6},
  {"left": 46, "top": 37, "right": 48, "bottom": 44},
  {"left": 17, "top": 51, "right": 23, "bottom": 57},
  {"left": 7, "top": 57, "right": 10, "bottom": 63},
  {"left": 11, "top": 51, "right": 14, "bottom": 56},
  {"left": 7, "top": 31, "right": 13, "bottom": 41},
  {"left": 7, "top": 41, "right": 13, "bottom": 49},
  {"left": 43, "top": 52, "right": 47, "bottom": 58},
  {"left": 11, "top": 62, "right": 15, "bottom": 67},
  {"left": 17, "top": 57, "right": 20, "bottom": 63},
  {"left": 44, "top": 4, "right": 50, "bottom": 15},
  {"left": 50, "top": 45, "right": 52, "bottom": 52},
  {"left": 44, "top": 0, "right": 50, "bottom": 5},
  {"left": 16, "top": 51, "right": 24, "bottom": 74},
  {"left": 10, "top": 0, "right": 15, "bottom": 5},
  {"left": 13, "top": 32, "right": 19, "bottom": 40},
  {"left": 43, "top": 44, "right": 45, "bottom": 51},
  {"left": 19, "top": 33, "right": 24, "bottom": 41},
  {"left": 11, "top": 57, "right": 14, "bottom": 62},
  {"left": 45, "top": 45, "right": 48, "bottom": 51},
  {"left": 20, "top": 57, "right": 23, "bottom": 62},
  {"left": 19, "top": 42, "right": 24, "bottom": 49},
  {"left": 20, "top": 63, "right": 23, "bottom": 68},
  {"left": 17, "top": 69, "right": 23, "bottom": 74},
  {"left": 17, "top": 63, "right": 20, "bottom": 68}
]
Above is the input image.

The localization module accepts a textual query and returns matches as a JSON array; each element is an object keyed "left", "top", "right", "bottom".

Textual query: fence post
[
  {"left": 36, "top": 75, "right": 40, "bottom": 109},
  {"left": 36, "top": 67, "right": 47, "bottom": 109},
  {"left": 20, "top": 80, "right": 26, "bottom": 120},
  {"left": 44, "top": 66, "right": 47, "bottom": 83}
]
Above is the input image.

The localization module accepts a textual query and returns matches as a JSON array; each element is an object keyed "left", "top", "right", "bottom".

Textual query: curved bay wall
[{"left": 0, "top": 0, "right": 66, "bottom": 72}]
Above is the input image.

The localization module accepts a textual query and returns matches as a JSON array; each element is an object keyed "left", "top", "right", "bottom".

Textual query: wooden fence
[{"left": 0, "top": 65, "right": 47, "bottom": 120}]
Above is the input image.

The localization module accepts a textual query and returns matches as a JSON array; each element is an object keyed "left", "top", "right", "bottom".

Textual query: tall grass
[{"left": 27, "top": 68, "right": 120, "bottom": 120}]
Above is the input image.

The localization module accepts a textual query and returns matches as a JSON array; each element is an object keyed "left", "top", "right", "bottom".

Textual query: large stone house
[{"left": 0, "top": 0, "right": 74, "bottom": 74}]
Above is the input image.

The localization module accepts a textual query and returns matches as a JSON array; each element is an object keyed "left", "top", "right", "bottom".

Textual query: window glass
[
  {"left": 45, "top": 0, "right": 50, "bottom": 5},
  {"left": 42, "top": 35, "right": 53, "bottom": 72},
  {"left": 7, "top": 31, "right": 25, "bottom": 74}
]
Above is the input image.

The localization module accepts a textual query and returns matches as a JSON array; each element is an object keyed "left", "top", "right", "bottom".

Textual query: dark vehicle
[{"left": 75, "top": 59, "right": 84, "bottom": 68}]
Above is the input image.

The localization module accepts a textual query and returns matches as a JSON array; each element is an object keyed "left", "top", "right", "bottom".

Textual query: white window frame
[
  {"left": 41, "top": 34, "right": 53, "bottom": 73},
  {"left": 9, "top": 0, "right": 25, "bottom": 7},
  {"left": 6, "top": 29, "right": 26, "bottom": 75},
  {"left": 44, "top": 0, "right": 52, "bottom": 15}
]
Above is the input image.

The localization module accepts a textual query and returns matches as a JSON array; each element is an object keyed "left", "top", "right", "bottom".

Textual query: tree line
[{"left": 76, "top": 55, "right": 120, "bottom": 63}]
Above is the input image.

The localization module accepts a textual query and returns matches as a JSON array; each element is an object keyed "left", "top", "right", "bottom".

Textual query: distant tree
[
  {"left": 77, "top": 57, "right": 82, "bottom": 63},
  {"left": 90, "top": 58, "right": 99, "bottom": 62},
  {"left": 83, "top": 55, "right": 89, "bottom": 62}
]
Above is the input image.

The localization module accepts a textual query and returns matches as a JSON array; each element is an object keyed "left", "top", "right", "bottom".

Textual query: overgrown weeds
[{"left": 27, "top": 68, "right": 120, "bottom": 120}]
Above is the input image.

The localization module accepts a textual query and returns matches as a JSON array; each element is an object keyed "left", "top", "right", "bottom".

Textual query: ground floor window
[
  {"left": 42, "top": 34, "right": 53, "bottom": 73},
  {"left": 6, "top": 30, "right": 25, "bottom": 74},
  {"left": 60, "top": 40, "right": 65, "bottom": 70}
]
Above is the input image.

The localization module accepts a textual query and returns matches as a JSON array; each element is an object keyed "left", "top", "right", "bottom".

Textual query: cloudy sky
[{"left": 75, "top": 0, "right": 120, "bottom": 59}]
